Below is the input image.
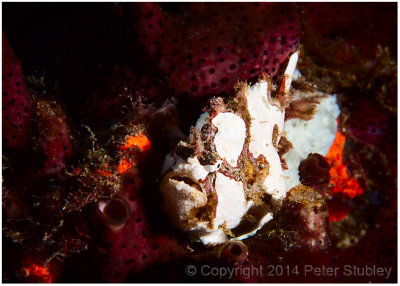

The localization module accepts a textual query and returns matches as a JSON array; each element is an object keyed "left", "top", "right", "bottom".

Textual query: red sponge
[
  {"left": 98, "top": 169, "right": 184, "bottom": 282},
  {"left": 2, "top": 33, "right": 34, "bottom": 149},
  {"left": 135, "top": 3, "right": 300, "bottom": 97}
]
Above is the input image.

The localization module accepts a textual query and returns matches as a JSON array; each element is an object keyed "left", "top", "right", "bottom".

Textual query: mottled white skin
[
  {"left": 160, "top": 155, "right": 222, "bottom": 239},
  {"left": 212, "top": 113, "right": 247, "bottom": 167},
  {"left": 161, "top": 127, "right": 249, "bottom": 244},
  {"left": 213, "top": 173, "right": 249, "bottom": 228},
  {"left": 195, "top": 112, "right": 209, "bottom": 132},
  {"left": 161, "top": 52, "right": 302, "bottom": 244},
  {"left": 161, "top": 178, "right": 207, "bottom": 229},
  {"left": 246, "top": 81, "right": 286, "bottom": 201},
  {"left": 197, "top": 227, "right": 227, "bottom": 244},
  {"left": 195, "top": 111, "right": 247, "bottom": 168},
  {"left": 162, "top": 84, "right": 285, "bottom": 244},
  {"left": 200, "top": 174, "right": 251, "bottom": 244},
  {"left": 282, "top": 149, "right": 302, "bottom": 192},
  {"left": 171, "top": 156, "right": 221, "bottom": 181},
  {"left": 283, "top": 87, "right": 340, "bottom": 191},
  {"left": 199, "top": 174, "right": 274, "bottom": 244},
  {"left": 161, "top": 173, "right": 251, "bottom": 245}
]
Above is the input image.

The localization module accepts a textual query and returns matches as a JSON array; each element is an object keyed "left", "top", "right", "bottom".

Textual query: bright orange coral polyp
[
  {"left": 117, "top": 157, "right": 134, "bottom": 174},
  {"left": 24, "top": 264, "right": 53, "bottom": 283},
  {"left": 326, "top": 131, "right": 363, "bottom": 199},
  {"left": 120, "top": 133, "right": 151, "bottom": 152}
]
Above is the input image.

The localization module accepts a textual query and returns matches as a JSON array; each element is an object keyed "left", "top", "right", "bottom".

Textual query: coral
[
  {"left": 2, "top": 33, "right": 34, "bottom": 150},
  {"left": 300, "top": 3, "right": 396, "bottom": 60},
  {"left": 97, "top": 197, "right": 131, "bottom": 231},
  {"left": 331, "top": 210, "right": 397, "bottom": 282},
  {"left": 325, "top": 131, "right": 363, "bottom": 199},
  {"left": 220, "top": 241, "right": 248, "bottom": 265},
  {"left": 97, "top": 169, "right": 185, "bottom": 282},
  {"left": 135, "top": 3, "right": 300, "bottom": 97},
  {"left": 298, "top": 153, "right": 330, "bottom": 188},
  {"left": 329, "top": 207, "right": 368, "bottom": 248},
  {"left": 344, "top": 99, "right": 396, "bottom": 149},
  {"left": 266, "top": 184, "right": 330, "bottom": 252},
  {"left": 288, "top": 185, "right": 329, "bottom": 251},
  {"left": 298, "top": 3, "right": 397, "bottom": 108},
  {"left": 16, "top": 263, "right": 54, "bottom": 283}
]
